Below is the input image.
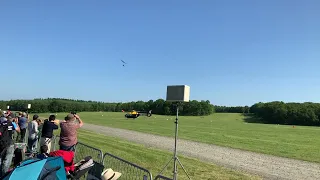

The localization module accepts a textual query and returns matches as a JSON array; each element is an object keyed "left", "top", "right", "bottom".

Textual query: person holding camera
[
  {"left": 59, "top": 113, "right": 83, "bottom": 152},
  {"left": 40, "top": 115, "right": 59, "bottom": 153}
]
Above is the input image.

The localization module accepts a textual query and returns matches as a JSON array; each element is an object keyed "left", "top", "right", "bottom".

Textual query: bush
[{"left": 250, "top": 101, "right": 320, "bottom": 126}]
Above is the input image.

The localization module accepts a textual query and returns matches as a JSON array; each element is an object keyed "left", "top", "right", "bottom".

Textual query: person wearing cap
[
  {"left": 17, "top": 112, "right": 28, "bottom": 143},
  {"left": 0, "top": 111, "right": 6, "bottom": 123},
  {"left": 7, "top": 114, "right": 20, "bottom": 141},
  {"left": 27, "top": 114, "right": 39, "bottom": 153},
  {"left": 59, "top": 113, "right": 84, "bottom": 152}
]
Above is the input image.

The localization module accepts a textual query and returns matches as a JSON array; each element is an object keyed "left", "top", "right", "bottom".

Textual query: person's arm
[
  {"left": 60, "top": 119, "right": 66, "bottom": 123},
  {"left": 53, "top": 119, "right": 60, "bottom": 126},
  {"left": 52, "top": 122, "right": 59, "bottom": 130},
  {"left": 34, "top": 121, "right": 39, "bottom": 134},
  {"left": 12, "top": 122, "right": 21, "bottom": 133},
  {"left": 74, "top": 115, "right": 84, "bottom": 128}
]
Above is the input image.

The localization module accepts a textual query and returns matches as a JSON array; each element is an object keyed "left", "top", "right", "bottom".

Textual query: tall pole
[
  {"left": 156, "top": 102, "right": 190, "bottom": 180},
  {"left": 173, "top": 105, "right": 179, "bottom": 180}
]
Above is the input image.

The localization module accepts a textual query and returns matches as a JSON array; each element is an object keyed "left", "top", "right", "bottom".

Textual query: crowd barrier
[
  {"left": 74, "top": 142, "right": 103, "bottom": 163},
  {"left": 50, "top": 136, "right": 154, "bottom": 180},
  {"left": 52, "top": 135, "right": 60, "bottom": 151},
  {"left": 103, "top": 152, "right": 153, "bottom": 180},
  {"left": 12, "top": 117, "right": 159, "bottom": 179},
  {"left": 15, "top": 131, "right": 158, "bottom": 180}
]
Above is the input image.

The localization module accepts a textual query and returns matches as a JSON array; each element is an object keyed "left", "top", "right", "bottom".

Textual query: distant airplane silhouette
[{"left": 121, "top": 60, "right": 127, "bottom": 67}]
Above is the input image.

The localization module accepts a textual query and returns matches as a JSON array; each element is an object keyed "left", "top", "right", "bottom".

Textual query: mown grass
[
  {"left": 76, "top": 129, "right": 260, "bottom": 180},
  {"left": 38, "top": 112, "right": 320, "bottom": 163}
]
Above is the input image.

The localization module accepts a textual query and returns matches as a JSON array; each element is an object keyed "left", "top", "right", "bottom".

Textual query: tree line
[
  {"left": 250, "top": 101, "right": 320, "bottom": 126},
  {"left": 1, "top": 98, "right": 319, "bottom": 126},
  {"left": 214, "top": 105, "right": 250, "bottom": 114},
  {"left": 0, "top": 98, "right": 214, "bottom": 116}
]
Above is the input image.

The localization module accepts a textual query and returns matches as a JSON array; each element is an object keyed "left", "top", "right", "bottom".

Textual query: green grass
[
  {"left": 39, "top": 112, "right": 320, "bottom": 163},
  {"left": 77, "top": 129, "right": 259, "bottom": 180}
]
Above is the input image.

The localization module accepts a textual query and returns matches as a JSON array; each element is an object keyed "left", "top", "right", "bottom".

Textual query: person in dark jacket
[
  {"left": 36, "top": 145, "right": 50, "bottom": 160},
  {"left": 0, "top": 114, "right": 20, "bottom": 177},
  {"left": 17, "top": 112, "right": 28, "bottom": 142},
  {"left": 39, "top": 115, "right": 59, "bottom": 153}
]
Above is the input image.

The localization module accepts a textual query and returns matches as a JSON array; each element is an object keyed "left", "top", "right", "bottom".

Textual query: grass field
[
  {"left": 39, "top": 112, "right": 320, "bottom": 163},
  {"left": 77, "top": 129, "right": 259, "bottom": 180}
]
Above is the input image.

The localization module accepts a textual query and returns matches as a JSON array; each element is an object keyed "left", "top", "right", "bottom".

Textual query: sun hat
[{"left": 101, "top": 168, "right": 121, "bottom": 180}]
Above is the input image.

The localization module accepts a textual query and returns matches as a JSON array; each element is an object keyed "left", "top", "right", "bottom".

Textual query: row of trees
[
  {"left": 1, "top": 98, "right": 319, "bottom": 126},
  {"left": 250, "top": 101, "right": 320, "bottom": 126},
  {"left": 0, "top": 98, "right": 214, "bottom": 116},
  {"left": 214, "top": 105, "right": 250, "bottom": 114}
]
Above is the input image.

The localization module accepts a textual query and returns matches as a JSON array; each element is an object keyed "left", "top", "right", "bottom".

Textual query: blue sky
[{"left": 0, "top": 0, "right": 319, "bottom": 106}]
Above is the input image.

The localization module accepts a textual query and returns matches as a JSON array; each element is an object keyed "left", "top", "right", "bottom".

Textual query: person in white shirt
[{"left": 27, "top": 114, "right": 39, "bottom": 153}]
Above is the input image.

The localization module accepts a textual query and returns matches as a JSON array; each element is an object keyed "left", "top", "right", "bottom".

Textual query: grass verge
[
  {"left": 77, "top": 129, "right": 260, "bottom": 180},
  {"left": 38, "top": 112, "right": 320, "bottom": 163}
]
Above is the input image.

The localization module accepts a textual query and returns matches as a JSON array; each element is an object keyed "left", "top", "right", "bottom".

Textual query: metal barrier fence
[
  {"left": 52, "top": 135, "right": 60, "bottom": 151},
  {"left": 51, "top": 136, "right": 103, "bottom": 163},
  {"left": 74, "top": 142, "right": 103, "bottom": 164},
  {"left": 25, "top": 134, "right": 155, "bottom": 180},
  {"left": 10, "top": 117, "right": 173, "bottom": 180},
  {"left": 103, "top": 152, "right": 153, "bottom": 180}
]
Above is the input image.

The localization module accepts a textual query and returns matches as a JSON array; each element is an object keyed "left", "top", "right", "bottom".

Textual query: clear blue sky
[{"left": 1, "top": 0, "right": 319, "bottom": 106}]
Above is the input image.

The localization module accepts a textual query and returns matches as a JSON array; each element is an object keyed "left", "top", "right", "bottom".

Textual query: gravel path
[{"left": 82, "top": 123, "right": 320, "bottom": 180}]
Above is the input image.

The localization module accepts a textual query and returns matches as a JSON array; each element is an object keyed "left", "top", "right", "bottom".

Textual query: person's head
[
  {"left": 49, "top": 115, "right": 56, "bottom": 121},
  {"left": 7, "top": 113, "right": 16, "bottom": 122},
  {"left": 0, "top": 117, "right": 7, "bottom": 123},
  {"left": 40, "top": 145, "right": 48, "bottom": 154},
  {"left": 22, "top": 112, "right": 27, "bottom": 117},
  {"left": 101, "top": 168, "right": 121, "bottom": 180},
  {"left": 65, "top": 113, "right": 75, "bottom": 121},
  {"left": 36, "top": 119, "right": 42, "bottom": 125},
  {"left": 33, "top": 114, "right": 39, "bottom": 121}
]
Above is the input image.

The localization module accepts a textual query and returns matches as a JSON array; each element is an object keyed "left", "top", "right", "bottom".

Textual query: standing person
[
  {"left": 40, "top": 115, "right": 59, "bottom": 153},
  {"left": 27, "top": 115, "right": 39, "bottom": 153},
  {"left": 0, "top": 114, "right": 20, "bottom": 177},
  {"left": 14, "top": 112, "right": 23, "bottom": 142},
  {"left": 18, "top": 112, "right": 28, "bottom": 143},
  {"left": 36, "top": 119, "right": 43, "bottom": 144},
  {"left": 0, "top": 112, "right": 6, "bottom": 123},
  {"left": 59, "top": 113, "right": 83, "bottom": 152}
]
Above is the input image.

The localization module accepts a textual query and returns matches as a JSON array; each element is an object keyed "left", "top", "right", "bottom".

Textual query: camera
[{"left": 71, "top": 111, "right": 77, "bottom": 115}]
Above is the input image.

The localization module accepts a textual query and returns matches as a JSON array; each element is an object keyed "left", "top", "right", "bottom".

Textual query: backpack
[
  {"left": 0, "top": 122, "right": 11, "bottom": 155},
  {"left": 14, "top": 148, "right": 24, "bottom": 166}
]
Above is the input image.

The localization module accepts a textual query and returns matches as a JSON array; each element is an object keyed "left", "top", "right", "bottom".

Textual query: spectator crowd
[
  {"left": 0, "top": 111, "right": 122, "bottom": 180},
  {"left": 0, "top": 111, "right": 85, "bottom": 177}
]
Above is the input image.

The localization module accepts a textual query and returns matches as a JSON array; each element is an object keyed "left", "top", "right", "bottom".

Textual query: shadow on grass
[{"left": 242, "top": 113, "right": 267, "bottom": 124}]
